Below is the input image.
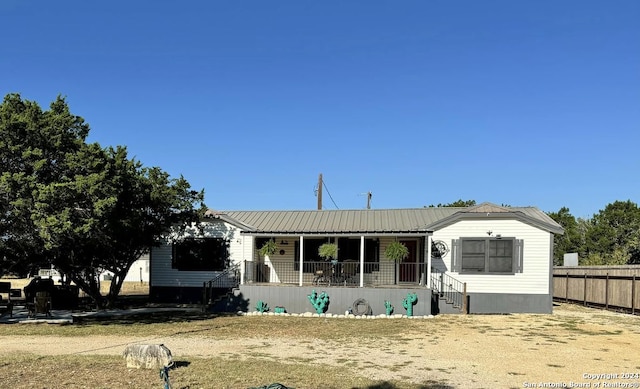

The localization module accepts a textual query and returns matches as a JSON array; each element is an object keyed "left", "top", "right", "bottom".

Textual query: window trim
[{"left": 452, "top": 237, "right": 523, "bottom": 275}]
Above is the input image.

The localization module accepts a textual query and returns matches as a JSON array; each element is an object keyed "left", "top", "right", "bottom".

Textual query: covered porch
[
  {"left": 234, "top": 234, "right": 440, "bottom": 316},
  {"left": 201, "top": 208, "right": 468, "bottom": 315},
  {"left": 240, "top": 234, "right": 438, "bottom": 288}
]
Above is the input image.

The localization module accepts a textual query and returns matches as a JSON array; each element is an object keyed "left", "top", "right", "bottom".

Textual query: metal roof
[
  {"left": 425, "top": 204, "right": 565, "bottom": 234},
  {"left": 206, "top": 202, "right": 563, "bottom": 236}
]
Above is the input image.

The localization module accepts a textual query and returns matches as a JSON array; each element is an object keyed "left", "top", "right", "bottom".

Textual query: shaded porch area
[{"left": 243, "top": 259, "right": 430, "bottom": 287}]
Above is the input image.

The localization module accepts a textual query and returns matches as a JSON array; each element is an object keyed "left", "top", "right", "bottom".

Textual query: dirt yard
[{"left": 1, "top": 303, "right": 639, "bottom": 388}]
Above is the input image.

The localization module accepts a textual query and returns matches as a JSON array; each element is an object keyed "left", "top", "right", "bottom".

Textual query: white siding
[
  {"left": 262, "top": 240, "right": 296, "bottom": 283},
  {"left": 100, "top": 253, "right": 150, "bottom": 282},
  {"left": 124, "top": 253, "right": 150, "bottom": 282},
  {"left": 151, "top": 220, "right": 247, "bottom": 288},
  {"left": 432, "top": 219, "right": 552, "bottom": 295}
]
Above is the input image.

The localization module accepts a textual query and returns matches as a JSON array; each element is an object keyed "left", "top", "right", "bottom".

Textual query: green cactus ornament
[
  {"left": 256, "top": 300, "right": 269, "bottom": 313},
  {"left": 307, "top": 290, "right": 330, "bottom": 314},
  {"left": 384, "top": 300, "right": 394, "bottom": 316},
  {"left": 402, "top": 293, "right": 418, "bottom": 317}
]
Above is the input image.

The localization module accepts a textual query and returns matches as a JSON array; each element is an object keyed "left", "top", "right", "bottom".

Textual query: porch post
[
  {"left": 299, "top": 235, "right": 304, "bottom": 286},
  {"left": 359, "top": 235, "right": 365, "bottom": 287},
  {"left": 426, "top": 234, "right": 432, "bottom": 288},
  {"left": 240, "top": 260, "right": 245, "bottom": 286},
  {"left": 240, "top": 236, "right": 246, "bottom": 285}
]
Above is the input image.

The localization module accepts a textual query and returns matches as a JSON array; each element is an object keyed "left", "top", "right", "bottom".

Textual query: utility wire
[{"left": 322, "top": 180, "right": 339, "bottom": 209}]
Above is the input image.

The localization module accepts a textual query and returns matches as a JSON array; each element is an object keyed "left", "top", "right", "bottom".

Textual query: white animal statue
[{"left": 122, "top": 344, "right": 173, "bottom": 369}]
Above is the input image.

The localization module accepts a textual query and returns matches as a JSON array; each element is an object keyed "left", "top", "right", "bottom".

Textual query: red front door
[{"left": 399, "top": 240, "right": 417, "bottom": 283}]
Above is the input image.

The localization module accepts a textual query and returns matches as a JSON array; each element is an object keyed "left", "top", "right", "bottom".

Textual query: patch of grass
[
  {"left": 559, "top": 322, "right": 624, "bottom": 336},
  {"left": 0, "top": 314, "right": 443, "bottom": 339},
  {"left": 2, "top": 302, "right": 639, "bottom": 388},
  {"left": 0, "top": 354, "right": 427, "bottom": 389},
  {"left": 287, "top": 356, "right": 316, "bottom": 364}
]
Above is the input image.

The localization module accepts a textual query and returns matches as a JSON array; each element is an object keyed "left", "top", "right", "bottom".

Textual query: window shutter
[
  {"left": 514, "top": 239, "right": 524, "bottom": 273},
  {"left": 451, "top": 239, "right": 461, "bottom": 272}
]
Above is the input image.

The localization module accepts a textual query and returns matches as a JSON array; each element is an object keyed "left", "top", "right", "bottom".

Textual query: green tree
[
  {"left": 547, "top": 207, "right": 583, "bottom": 266},
  {"left": 584, "top": 200, "right": 640, "bottom": 265},
  {"left": 2, "top": 94, "right": 205, "bottom": 307},
  {"left": 427, "top": 199, "right": 477, "bottom": 208},
  {"left": 33, "top": 143, "right": 205, "bottom": 308},
  {"left": 0, "top": 94, "right": 88, "bottom": 277}
]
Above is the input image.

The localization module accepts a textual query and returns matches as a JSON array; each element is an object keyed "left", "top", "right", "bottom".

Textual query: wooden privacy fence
[{"left": 553, "top": 266, "right": 640, "bottom": 314}]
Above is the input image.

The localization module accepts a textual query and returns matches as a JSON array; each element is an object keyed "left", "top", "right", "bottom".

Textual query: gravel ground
[{"left": 1, "top": 303, "right": 640, "bottom": 388}]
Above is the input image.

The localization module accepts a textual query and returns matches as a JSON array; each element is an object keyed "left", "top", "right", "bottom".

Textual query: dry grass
[
  {"left": 1, "top": 303, "right": 640, "bottom": 388},
  {"left": 0, "top": 354, "right": 402, "bottom": 389}
]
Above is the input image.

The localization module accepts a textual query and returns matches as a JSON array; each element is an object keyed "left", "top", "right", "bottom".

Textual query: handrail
[
  {"left": 202, "top": 263, "right": 241, "bottom": 309},
  {"left": 206, "top": 262, "right": 241, "bottom": 288},
  {"left": 430, "top": 270, "right": 467, "bottom": 314}
]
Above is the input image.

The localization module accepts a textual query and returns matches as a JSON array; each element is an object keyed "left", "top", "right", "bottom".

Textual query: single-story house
[{"left": 149, "top": 202, "right": 563, "bottom": 314}]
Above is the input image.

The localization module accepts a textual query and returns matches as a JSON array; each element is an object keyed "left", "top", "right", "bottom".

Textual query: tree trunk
[{"left": 106, "top": 273, "right": 126, "bottom": 308}]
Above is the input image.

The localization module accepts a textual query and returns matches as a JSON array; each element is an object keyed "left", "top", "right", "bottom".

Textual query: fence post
[
  {"left": 202, "top": 282, "right": 207, "bottom": 312},
  {"left": 605, "top": 273, "right": 609, "bottom": 310},
  {"left": 583, "top": 273, "right": 587, "bottom": 306},
  {"left": 462, "top": 282, "right": 468, "bottom": 314},
  {"left": 632, "top": 275, "right": 636, "bottom": 316},
  {"left": 565, "top": 272, "right": 569, "bottom": 302}
]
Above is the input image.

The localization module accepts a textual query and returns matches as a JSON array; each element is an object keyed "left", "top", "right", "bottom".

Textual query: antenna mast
[{"left": 317, "top": 173, "right": 323, "bottom": 210}]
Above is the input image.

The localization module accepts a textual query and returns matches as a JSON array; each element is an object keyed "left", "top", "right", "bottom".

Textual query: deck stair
[
  {"left": 430, "top": 271, "right": 467, "bottom": 314},
  {"left": 202, "top": 264, "right": 241, "bottom": 312}
]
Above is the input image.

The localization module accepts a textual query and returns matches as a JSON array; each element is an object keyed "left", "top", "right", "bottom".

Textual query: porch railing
[
  {"left": 430, "top": 270, "right": 467, "bottom": 313},
  {"left": 202, "top": 263, "right": 241, "bottom": 308},
  {"left": 243, "top": 259, "right": 429, "bottom": 286}
]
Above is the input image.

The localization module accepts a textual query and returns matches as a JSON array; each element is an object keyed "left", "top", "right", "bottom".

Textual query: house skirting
[
  {"left": 150, "top": 286, "right": 209, "bottom": 304},
  {"left": 466, "top": 293, "right": 552, "bottom": 314},
  {"left": 150, "top": 285, "right": 551, "bottom": 314},
  {"left": 238, "top": 285, "right": 433, "bottom": 316}
]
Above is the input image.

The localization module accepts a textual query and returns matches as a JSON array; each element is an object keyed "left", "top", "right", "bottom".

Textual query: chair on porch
[
  {"left": 312, "top": 261, "right": 331, "bottom": 285},
  {"left": 342, "top": 260, "right": 358, "bottom": 286}
]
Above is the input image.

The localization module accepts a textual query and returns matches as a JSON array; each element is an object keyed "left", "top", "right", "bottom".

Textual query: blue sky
[{"left": 2, "top": 1, "right": 638, "bottom": 218}]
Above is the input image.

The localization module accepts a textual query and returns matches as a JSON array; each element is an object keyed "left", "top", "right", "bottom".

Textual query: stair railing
[
  {"left": 430, "top": 270, "right": 468, "bottom": 314},
  {"left": 202, "top": 263, "right": 241, "bottom": 311}
]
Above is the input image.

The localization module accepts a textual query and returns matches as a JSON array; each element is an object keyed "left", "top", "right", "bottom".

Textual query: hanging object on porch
[
  {"left": 431, "top": 240, "right": 449, "bottom": 259},
  {"left": 259, "top": 239, "right": 278, "bottom": 258},
  {"left": 384, "top": 241, "right": 409, "bottom": 262}
]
